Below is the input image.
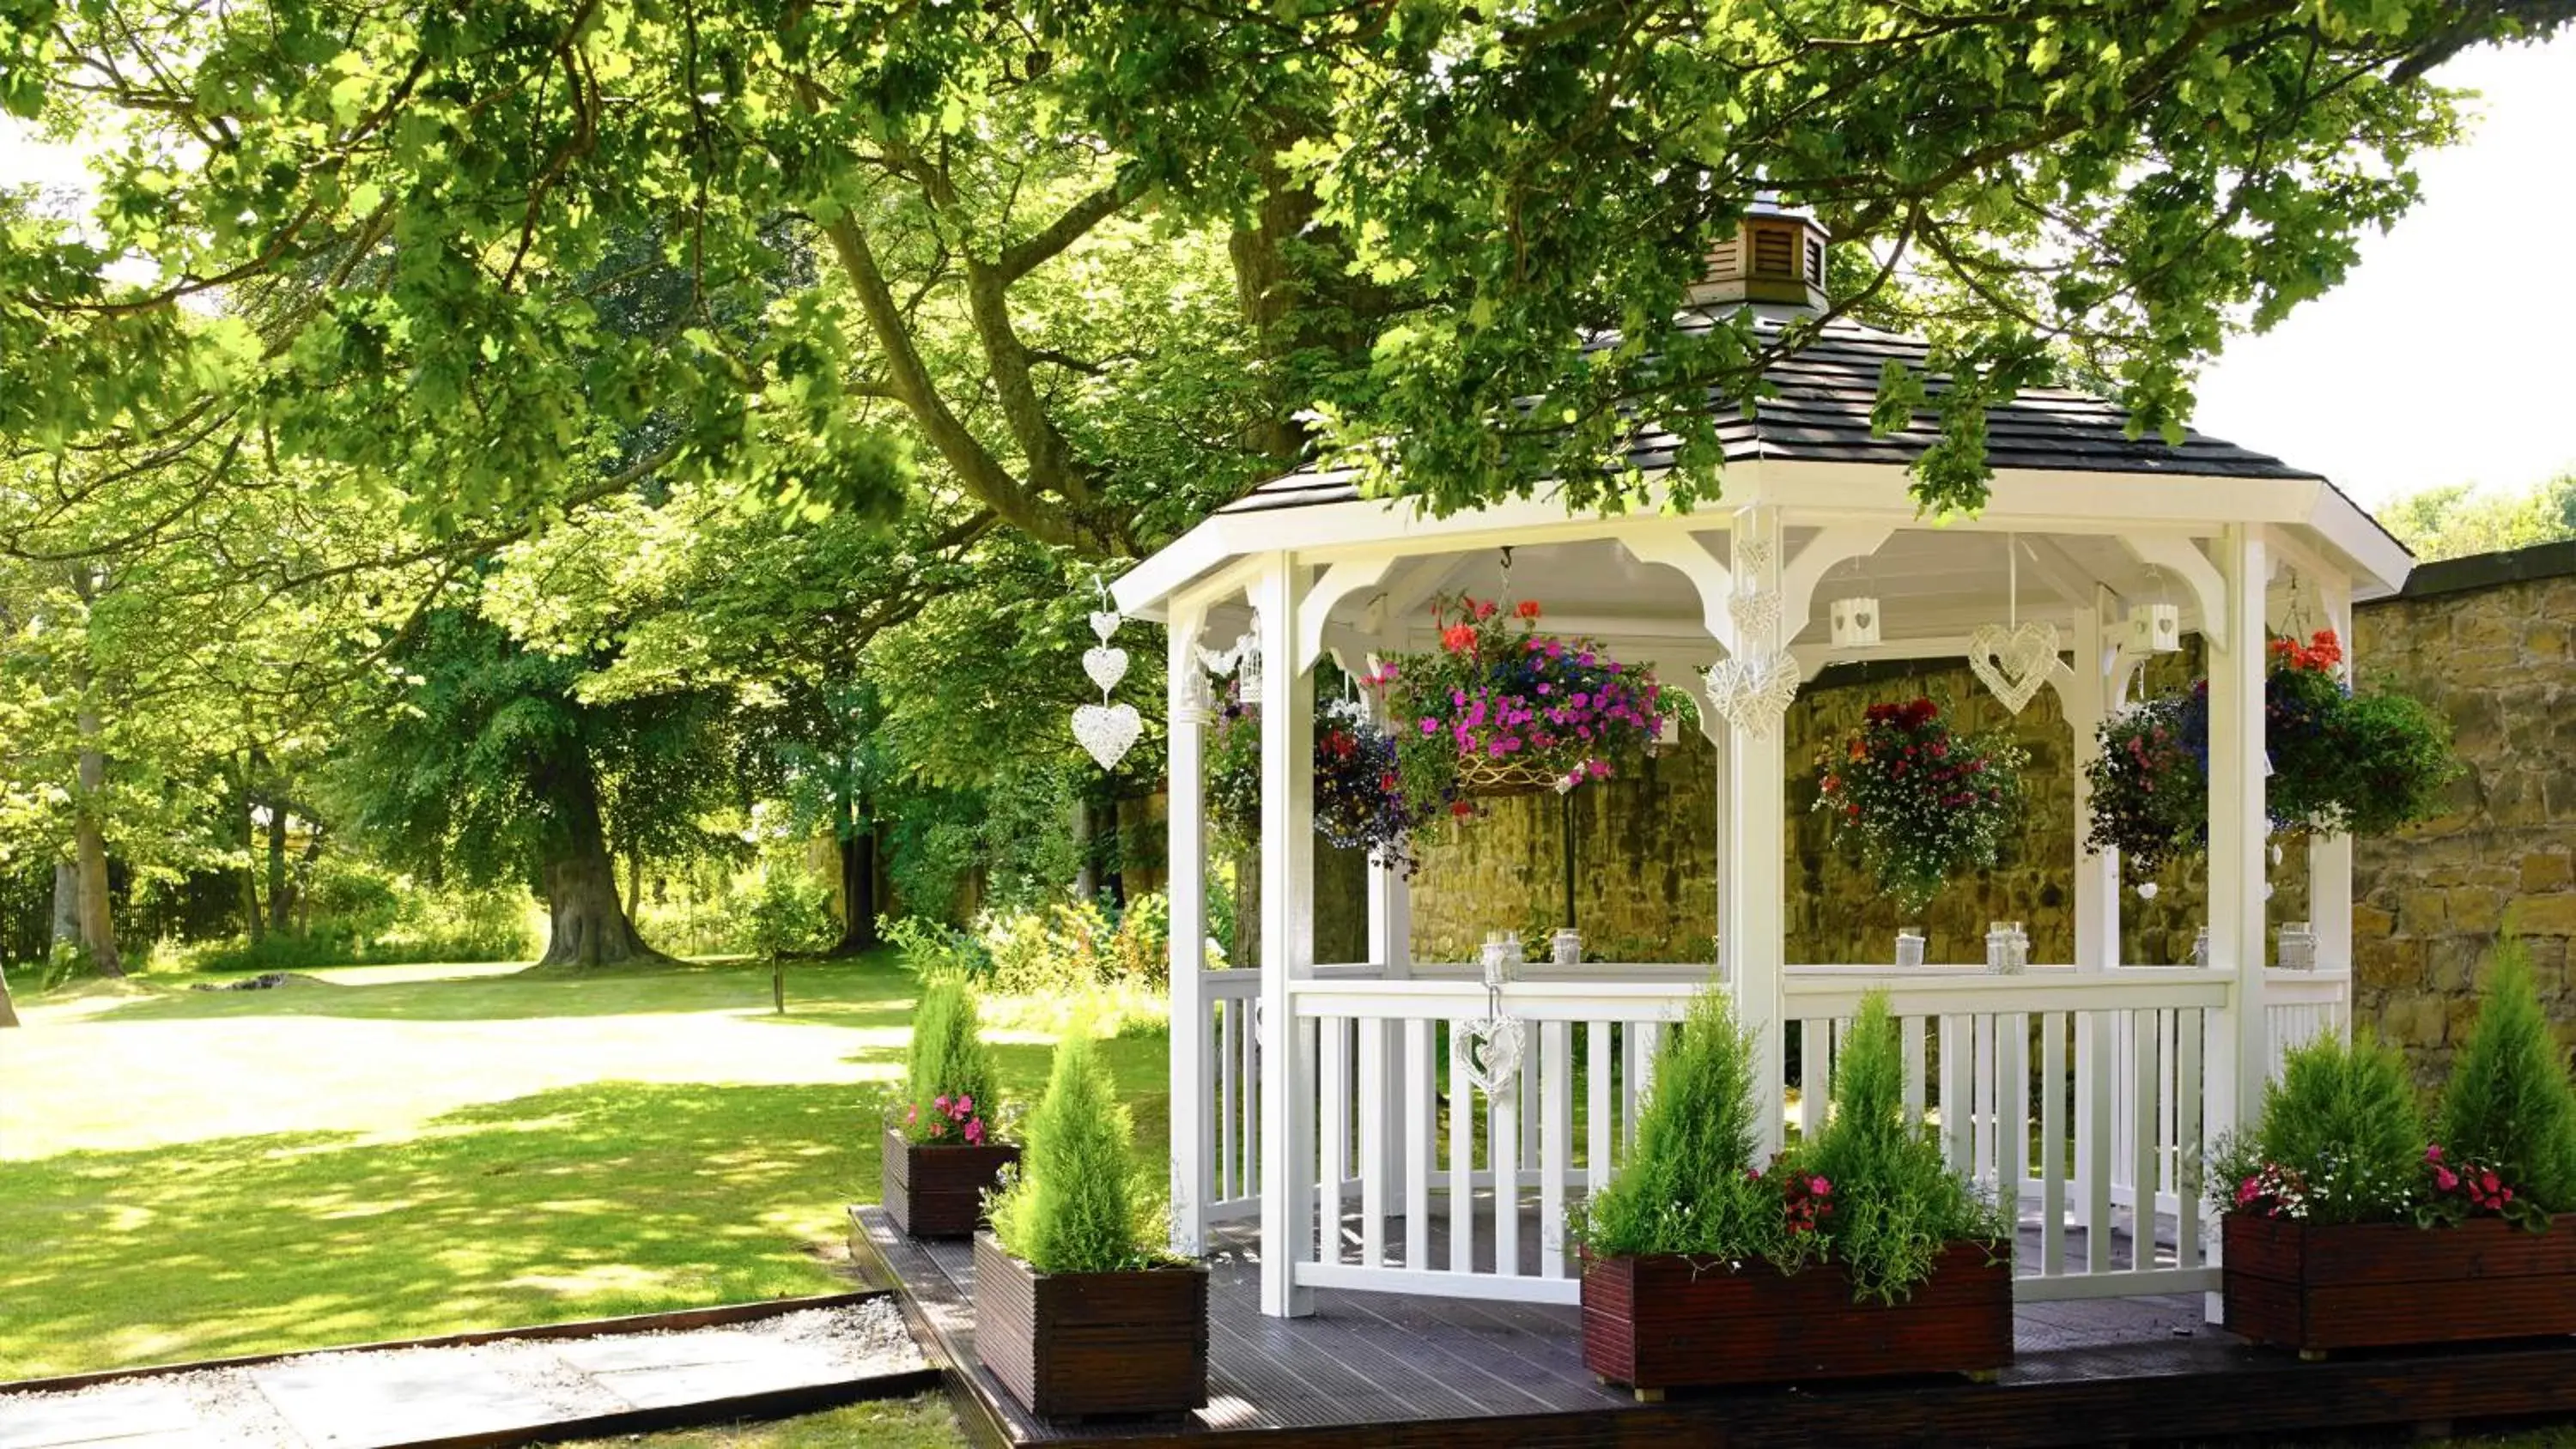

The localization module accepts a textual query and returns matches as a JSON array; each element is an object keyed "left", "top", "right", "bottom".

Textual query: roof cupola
[{"left": 1686, "top": 192, "right": 1830, "bottom": 312}]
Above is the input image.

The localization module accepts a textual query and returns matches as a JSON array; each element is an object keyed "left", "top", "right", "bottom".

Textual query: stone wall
[
  {"left": 1408, "top": 542, "right": 2576, "bottom": 1081},
  {"left": 1406, "top": 648, "right": 2289, "bottom": 970},
  {"left": 2348, "top": 544, "right": 2576, "bottom": 1079}
]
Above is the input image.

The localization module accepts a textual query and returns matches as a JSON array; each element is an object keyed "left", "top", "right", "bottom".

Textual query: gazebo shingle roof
[{"left": 1219, "top": 312, "right": 2318, "bottom": 518}]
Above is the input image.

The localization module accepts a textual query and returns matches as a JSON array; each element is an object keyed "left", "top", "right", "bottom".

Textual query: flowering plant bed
[
  {"left": 1814, "top": 697, "right": 2026, "bottom": 912},
  {"left": 1583, "top": 1242, "right": 2012, "bottom": 1392},
  {"left": 972, "top": 1232, "right": 1209, "bottom": 1419},
  {"left": 1574, "top": 985, "right": 2011, "bottom": 1395},
  {"left": 884, "top": 979, "right": 1015, "bottom": 1239},
  {"left": 1376, "top": 593, "right": 1666, "bottom": 806},
  {"left": 881, "top": 1125, "right": 1020, "bottom": 1239},
  {"left": 2210, "top": 943, "right": 2576, "bottom": 1356},
  {"left": 2223, "top": 1212, "right": 2576, "bottom": 1355}
]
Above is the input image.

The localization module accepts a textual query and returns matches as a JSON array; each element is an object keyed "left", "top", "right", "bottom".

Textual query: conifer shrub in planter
[
  {"left": 881, "top": 977, "right": 1017, "bottom": 1238},
  {"left": 978, "top": 1034, "right": 1207, "bottom": 1421},
  {"left": 1577, "top": 987, "right": 2011, "bottom": 1397},
  {"left": 2219, "top": 943, "right": 2576, "bottom": 1356}
]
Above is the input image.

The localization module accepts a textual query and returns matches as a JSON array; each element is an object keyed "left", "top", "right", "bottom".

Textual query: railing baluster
[
  {"left": 1541, "top": 1019, "right": 1572, "bottom": 1279},
  {"left": 1321, "top": 1016, "right": 1349, "bottom": 1264},
  {"left": 2131, "top": 1009, "right": 2160, "bottom": 1271},
  {"left": 1586, "top": 1021, "right": 1612, "bottom": 1194},
  {"left": 1360, "top": 1018, "right": 1387, "bottom": 1268},
  {"left": 1998, "top": 1010, "right": 2027, "bottom": 1225},
  {"left": 1902, "top": 1014, "right": 1928, "bottom": 1120},
  {"left": 1492, "top": 1047, "right": 1521, "bottom": 1278},
  {"left": 1448, "top": 1019, "right": 1472, "bottom": 1274},
  {"left": 2041, "top": 1009, "right": 2066, "bottom": 1276},
  {"left": 2176, "top": 1006, "right": 2204, "bottom": 1272},
  {"left": 1404, "top": 1017, "right": 1432, "bottom": 1269},
  {"left": 1941, "top": 1014, "right": 1973, "bottom": 1173},
  {"left": 1799, "top": 1017, "right": 1829, "bottom": 1141},
  {"left": 2085, "top": 1008, "right": 2115, "bottom": 1274}
]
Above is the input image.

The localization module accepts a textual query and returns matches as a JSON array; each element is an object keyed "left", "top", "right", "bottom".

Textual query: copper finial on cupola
[{"left": 1687, "top": 191, "right": 1830, "bottom": 312}]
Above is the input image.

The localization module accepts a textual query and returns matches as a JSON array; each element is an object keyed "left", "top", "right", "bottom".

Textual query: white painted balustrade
[{"left": 1176, "top": 962, "right": 2351, "bottom": 1308}]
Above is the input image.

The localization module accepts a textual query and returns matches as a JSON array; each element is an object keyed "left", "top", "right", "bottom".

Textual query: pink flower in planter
[
  {"left": 2426, "top": 1143, "right": 2445, "bottom": 1164},
  {"left": 957, "top": 1094, "right": 974, "bottom": 1116},
  {"left": 965, "top": 1119, "right": 986, "bottom": 1146},
  {"left": 2435, "top": 1166, "right": 2460, "bottom": 1192}
]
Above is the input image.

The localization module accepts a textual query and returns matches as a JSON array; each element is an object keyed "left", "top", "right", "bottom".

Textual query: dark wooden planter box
[
  {"left": 2224, "top": 1212, "right": 2576, "bottom": 1355},
  {"left": 881, "top": 1126, "right": 1018, "bottom": 1239},
  {"left": 1582, "top": 1242, "right": 2013, "bottom": 1393},
  {"left": 973, "top": 1233, "right": 1208, "bottom": 1421}
]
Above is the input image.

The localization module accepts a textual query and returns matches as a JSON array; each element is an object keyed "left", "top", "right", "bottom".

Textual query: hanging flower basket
[
  {"left": 2083, "top": 631, "right": 2457, "bottom": 874},
  {"left": 1205, "top": 686, "right": 1434, "bottom": 872},
  {"left": 1814, "top": 698, "right": 2027, "bottom": 913},
  {"left": 1376, "top": 593, "right": 1668, "bottom": 809}
]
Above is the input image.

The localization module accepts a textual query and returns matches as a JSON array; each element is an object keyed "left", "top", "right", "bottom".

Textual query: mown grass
[
  {"left": 545, "top": 1393, "right": 963, "bottom": 1448},
  {"left": 0, "top": 954, "right": 1165, "bottom": 1379}
]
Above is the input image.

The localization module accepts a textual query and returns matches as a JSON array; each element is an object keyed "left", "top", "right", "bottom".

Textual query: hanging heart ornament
[
  {"left": 1967, "top": 621, "right": 2061, "bottom": 715},
  {"left": 1090, "top": 609, "right": 1121, "bottom": 643},
  {"left": 1726, "top": 589, "right": 1782, "bottom": 641},
  {"left": 1082, "top": 646, "right": 1129, "bottom": 693},
  {"left": 1461, "top": 1014, "right": 1526, "bottom": 1096},
  {"left": 1704, "top": 652, "right": 1802, "bottom": 738},
  {"left": 1072, "top": 701, "right": 1142, "bottom": 769}
]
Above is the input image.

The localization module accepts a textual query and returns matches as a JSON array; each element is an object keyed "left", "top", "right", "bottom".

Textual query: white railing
[
  {"left": 1212, "top": 962, "right": 2348, "bottom": 1308},
  {"left": 1200, "top": 971, "right": 1262, "bottom": 1225}
]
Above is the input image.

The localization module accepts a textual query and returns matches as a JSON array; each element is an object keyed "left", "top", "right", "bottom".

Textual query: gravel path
[{"left": 0, "top": 1298, "right": 922, "bottom": 1449}]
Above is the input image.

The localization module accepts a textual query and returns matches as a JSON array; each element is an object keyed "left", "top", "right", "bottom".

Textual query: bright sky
[{"left": 5, "top": 34, "right": 2573, "bottom": 510}]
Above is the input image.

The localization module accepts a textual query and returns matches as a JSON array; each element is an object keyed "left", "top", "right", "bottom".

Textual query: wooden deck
[{"left": 852, "top": 1205, "right": 2576, "bottom": 1448}]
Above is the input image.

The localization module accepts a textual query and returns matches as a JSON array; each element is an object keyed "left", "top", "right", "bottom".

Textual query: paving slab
[
  {"left": 248, "top": 1348, "right": 605, "bottom": 1449},
  {"left": 0, "top": 1382, "right": 202, "bottom": 1449}
]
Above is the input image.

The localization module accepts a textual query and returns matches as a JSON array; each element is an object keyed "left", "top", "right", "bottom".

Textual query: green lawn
[{"left": 0, "top": 954, "right": 1166, "bottom": 1380}]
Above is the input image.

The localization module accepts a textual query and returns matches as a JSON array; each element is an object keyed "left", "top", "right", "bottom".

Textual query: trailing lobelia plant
[
  {"left": 897, "top": 976, "right": 1003, "bottom": 1148},
  {"left": 1789, "top": 991, "right": 2009, "bottom": 1302},
  {"left": 2429, "top": 938, "right": 2576, "bottom": 1226},
  {"left": 987, "top": 1032, "right": 1173, "bottom": 1272},
  {"left": 1814, "top": 698, "right": 2027, "bottom": 913}
]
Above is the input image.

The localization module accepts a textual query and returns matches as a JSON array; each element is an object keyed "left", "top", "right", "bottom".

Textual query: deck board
[{"left": 854, "top": 1205, "right": 2576, "bottom": 1448}]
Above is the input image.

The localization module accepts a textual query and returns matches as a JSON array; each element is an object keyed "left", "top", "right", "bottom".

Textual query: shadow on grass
[
  {"left": 0, "top": 1032, "right": 1172, "bottom": 1379},
  {"left": 78, "top": 955, "right": 920, "bottom": 1027}
]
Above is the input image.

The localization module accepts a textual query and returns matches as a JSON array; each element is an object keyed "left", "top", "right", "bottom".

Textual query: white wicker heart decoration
[
  {"left": 1090, "top": 609, "right": 1121, "bottom": 643},
  {"left": 1727, "top": 589, "right": 1781, "bottom": 640},
  {"left": 1082, "top": 646, "right": 1129, "bottom": 693},
  {"left": 1704, "top": 652, "right": 1801, "bottom": 738},
  {"left": 1461, "top": 1014, "right": 1525, "bottom": 1096},
  {"left": 1072, "top": 701, "right": 1141, "bottom": 769},
  {"left": 1968, "top": 621, "right": 2060, "bottom": 715}
]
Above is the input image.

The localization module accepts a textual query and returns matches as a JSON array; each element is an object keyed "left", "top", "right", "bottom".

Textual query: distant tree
[
  {"left": 2376, "top": 473, "right": 2576, "bottom": 561},
  {"left": 331, "top": 610, "right": 736, "bottom": 969}
]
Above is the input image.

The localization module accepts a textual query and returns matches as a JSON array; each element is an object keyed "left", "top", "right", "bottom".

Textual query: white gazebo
[{"left": 1110, "top": 204, "right": 2410, "bottom": 1320}]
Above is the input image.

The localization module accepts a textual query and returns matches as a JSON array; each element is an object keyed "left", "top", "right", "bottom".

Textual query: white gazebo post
[
  {"left": 1364, "top": 614, "right": 1413, "bottom": 1254},
  {"left": 2206, "top": 525, "right": 2272, "bottom": 1137},
  {"left": 1255, "top": 555, "right": 1317, "bottom": 1317},
  {"left": 1722, "top": 506, "right": 1790, "bottom": 1158},
  {"left": 1166, "top": 603, "right": 1212, "bottom": 1256},
  {"left": 2066, "top": 589, "right": 2121, "bottom": 1245}
]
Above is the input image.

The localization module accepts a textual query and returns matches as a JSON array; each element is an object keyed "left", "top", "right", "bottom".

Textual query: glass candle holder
[{"left": 1895, "top": 930, "right": 1926, "bottom": 969}]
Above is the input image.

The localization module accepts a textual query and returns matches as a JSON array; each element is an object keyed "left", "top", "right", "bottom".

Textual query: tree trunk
[
  {"left": 828, "top": 811, "right": 880, "bottom": 957},
  {"left": 1072, "top": 792, "right": 1097, "bottom": 901},
  {"left": 73, "top": 716, "right": 122, "bottom": 976},
  {"left": 623, "top": 846, "right": 643, "bottom": 918},
  {"left": 265, "top": 807, "right": 293, "bottom": 934},
  {"left": 532, "top": 755, "right": 665, "bottom": 970},
  {"left": 50, "top": 861, "right": 81, "bottom": 956},
  {"left": 0, "top": 965, "right": 17, "bottom": 1028}
]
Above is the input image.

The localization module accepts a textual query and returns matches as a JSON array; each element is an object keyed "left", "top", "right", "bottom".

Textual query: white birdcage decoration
[
  {"left": 1829, "top": 595, "right": 1880, "bottom": 647},
  {"left": 2128, "top": 601, "right": 2181, "bottom": 653}
]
